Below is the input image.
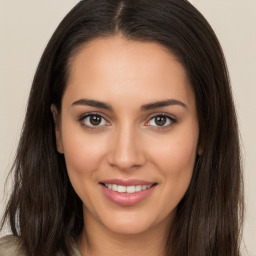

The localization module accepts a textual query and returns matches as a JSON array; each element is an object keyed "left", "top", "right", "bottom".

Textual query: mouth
[
  {"left": 99, "top": 183, "right": 156, "bottom": 194},
  {"left": 99, "top": 180, "right": 158, "bottom": 206}
]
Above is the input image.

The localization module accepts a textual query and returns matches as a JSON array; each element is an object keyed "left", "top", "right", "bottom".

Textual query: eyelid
[
  {"left": 144, "top": 113, "right": 177, "bottom": 128},
  {"left": 78, "top": 111, "right": 177, "bottom": 130},
  {"left": 78, "top": 112, "right": 111, "bottom": 129}
]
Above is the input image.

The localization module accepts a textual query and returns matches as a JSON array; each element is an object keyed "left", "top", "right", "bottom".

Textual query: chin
[
  {"left": 104, "top": 221, "right": 154, "bottom": 236},
  {"left": 92, "top": 208, "right": 175, "bottom": 237}
]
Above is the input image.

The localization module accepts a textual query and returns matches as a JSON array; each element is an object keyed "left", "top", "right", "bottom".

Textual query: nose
[{"left": 107, "top": 124, "right": 146, "bottom": 171}]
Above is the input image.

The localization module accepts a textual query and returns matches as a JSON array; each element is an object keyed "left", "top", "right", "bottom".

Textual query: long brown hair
[{"left": 1, "top": 0, "right": 243, "bottom": 255}]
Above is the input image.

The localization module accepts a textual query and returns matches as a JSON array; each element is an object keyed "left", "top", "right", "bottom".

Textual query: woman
[{"left": 0, "top": 0, "right": 244, "bottom": 255}]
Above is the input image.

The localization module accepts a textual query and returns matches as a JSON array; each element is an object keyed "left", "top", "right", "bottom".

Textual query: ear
[
  {"left": 51, "top": 104, "right": 64, "bottom": 154},
  {"left": 197, "top": 138, "right": 203, "bottom": 156},
  {"left": 197, "top": 146, "right": 203, "bottom": 156}
]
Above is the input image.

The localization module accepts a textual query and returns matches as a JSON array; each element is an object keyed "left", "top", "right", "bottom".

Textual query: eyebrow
[
  {"left": 71, "top": 99, "right": 113, "bottom": 110},
  {"left": 140, "top": 99, "right": 187, "bottom": 111},
  {"left": 71, "top": 98, "right": 187, "bottom": 111}
]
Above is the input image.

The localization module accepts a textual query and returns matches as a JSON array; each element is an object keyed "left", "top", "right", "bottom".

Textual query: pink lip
[{"left": 99, "top": 180, "right": 157, "bottom": 206}]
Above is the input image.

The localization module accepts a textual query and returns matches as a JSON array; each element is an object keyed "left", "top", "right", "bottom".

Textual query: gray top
[{"left": 0, "top": 235, "right": 82, "bottom": 256}]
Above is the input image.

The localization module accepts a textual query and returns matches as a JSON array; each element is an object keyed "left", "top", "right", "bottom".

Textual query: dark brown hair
[{"left": 1, "top": 0, "right": 243, "bottom": 255}]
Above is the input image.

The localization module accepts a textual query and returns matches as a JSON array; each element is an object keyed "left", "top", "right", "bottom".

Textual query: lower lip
[{"left": 101, "top": 185, "right": 156, "bottom": 206}]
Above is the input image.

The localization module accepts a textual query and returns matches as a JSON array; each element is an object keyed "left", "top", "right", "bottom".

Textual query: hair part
[{"left": 1, "top": 1, "right": 243, "bottom": 255}]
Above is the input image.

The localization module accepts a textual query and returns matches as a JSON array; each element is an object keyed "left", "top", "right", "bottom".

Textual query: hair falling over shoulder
[{"left": 1, "top": 1, "right": 244, "bottom": 255}]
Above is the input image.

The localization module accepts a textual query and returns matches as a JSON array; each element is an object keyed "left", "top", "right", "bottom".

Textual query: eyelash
[
  {"left": 78, "top": 112, "right": 177, "bottom": 130},
  {"left": 145, "top": 114, "right": 176, "bottom": 130},
  {"left": 78, "top": 112, "right": 110, "bottom": 130}
]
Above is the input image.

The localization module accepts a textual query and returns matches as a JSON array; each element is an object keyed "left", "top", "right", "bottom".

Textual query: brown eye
[
  {"left": 81, "top": 114, "right": 108, "bottom": 127},
  {"left": 89, "top": 115, "right": 102, "bottom": 126},
  {"left": 147, "top": 114, "right": 175, "bottom": 127},
  {"left": 155, "top": 116, "right": 167, "bottom": 126}
]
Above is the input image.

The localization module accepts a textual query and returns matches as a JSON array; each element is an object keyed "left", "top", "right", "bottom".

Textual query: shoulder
[
  {"left": 0, "top": 235, "right": 81, "bottom": 256},
  {"left": 0, "top": 235, "right": 26, "bottom": 256}
]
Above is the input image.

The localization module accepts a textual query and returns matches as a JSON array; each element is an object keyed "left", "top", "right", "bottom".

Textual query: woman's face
[{"left": 54, "top": 35, "right": 199, "bottom": 236}]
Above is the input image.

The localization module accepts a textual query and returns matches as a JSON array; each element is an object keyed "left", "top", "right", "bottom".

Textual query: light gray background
[{"left": 0, "top": 1, "right": 255, "bottom": 255}]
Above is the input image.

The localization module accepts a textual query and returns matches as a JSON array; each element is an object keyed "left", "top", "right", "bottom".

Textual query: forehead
[{"left": 63, "top": 35, "right": 195, "bottom": 110}]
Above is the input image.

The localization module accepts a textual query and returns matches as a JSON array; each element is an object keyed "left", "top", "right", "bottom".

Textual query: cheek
[
  {"left": 60, "top": 128, "right": 109, "bottom": 205},
  {"left": 162, "top": 140, "right": 196, "bottom": 172},
  {"left": 149, "top": 125, "right": 198, "bottom": 187},
  {"left": 149, "top": 134, "right": 198, "bottom": 212},
  {"left": 152, "top": 136, "right": 197, "bottom": 169},
  {"left": 61, "top": 126, "right": 107, "bottom": 176}
]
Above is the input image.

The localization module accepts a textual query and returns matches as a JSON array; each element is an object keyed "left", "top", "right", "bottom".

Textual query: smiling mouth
[
  {"left": 99, "top": 181, "right": 158, "bottom": 206},
  {"left": 99, "top": 183, "right": 157, "bottom": 194}
]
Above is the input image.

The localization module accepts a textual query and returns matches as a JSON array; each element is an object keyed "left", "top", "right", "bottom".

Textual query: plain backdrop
[{"left": 0, "top": 1, "right": 255, "bottom": 255}]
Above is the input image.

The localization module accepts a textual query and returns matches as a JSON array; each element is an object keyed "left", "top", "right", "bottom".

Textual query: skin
[{"left": 52, "top": 35, "right": 200, "bottom": 256}]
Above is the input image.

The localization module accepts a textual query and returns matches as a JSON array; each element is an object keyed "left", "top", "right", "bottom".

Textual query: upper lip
[{"left": 100, "top": 179, "right": 156, "bottom": 186}]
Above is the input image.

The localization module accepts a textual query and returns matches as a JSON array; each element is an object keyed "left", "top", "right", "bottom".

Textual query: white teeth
[
  {"left": 112, "top": 184, "right": 118, "bottom": 191},
  {"left": 117, "top": 185, "right": 126, "bottom": 193},
  {"left": 135, "top": 185, "right": 142, "bottom": 192},
  {"left": 126, "top": 185, "right": 136, "bottom": 193},
  {"left": 104, "top": 183, "right": 153, "bottom": 193}
]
